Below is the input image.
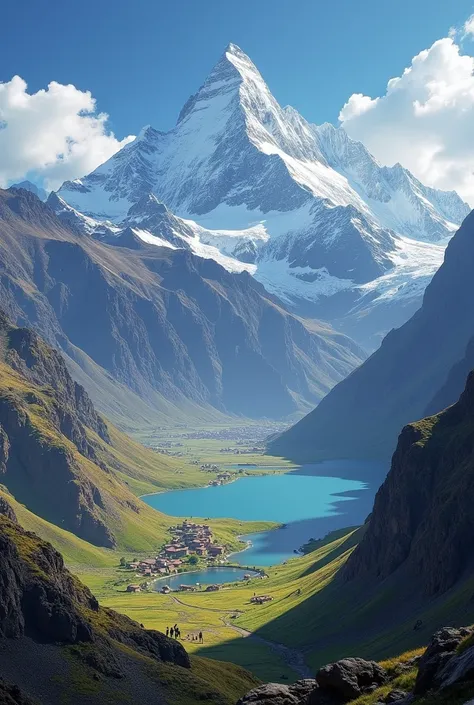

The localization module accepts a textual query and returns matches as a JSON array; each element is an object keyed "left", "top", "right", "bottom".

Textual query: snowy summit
[{"left": 56, "top": 43, "right": 470, "bottom": 348}]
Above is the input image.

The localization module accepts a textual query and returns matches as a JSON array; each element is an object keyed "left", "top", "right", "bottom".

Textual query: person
[
  {"left": 199, "top": 631, "right": 203, "bottom": 643},
  {"left": 166, "top": 627, "right": 169, "bottom": 637},
  {"left": 170, "top": 627, "right": 174, "bottom": 639}
]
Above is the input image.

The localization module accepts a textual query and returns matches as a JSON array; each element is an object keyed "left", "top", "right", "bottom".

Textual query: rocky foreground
[{"left": 238, "top": 626, "right": 474, "bottom": 705}]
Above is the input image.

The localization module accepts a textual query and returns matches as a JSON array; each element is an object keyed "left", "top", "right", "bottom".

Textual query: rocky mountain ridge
[
  {"left": 269, "top": 208, "right": 474, "bottom": 461},
  {"left": 0, "top": 187, "right": 363, "bottom": 422}
]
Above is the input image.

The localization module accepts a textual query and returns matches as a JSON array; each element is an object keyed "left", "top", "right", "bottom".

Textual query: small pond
[{"left": 153, "top": 566, "right": 259, "bottom": 591}]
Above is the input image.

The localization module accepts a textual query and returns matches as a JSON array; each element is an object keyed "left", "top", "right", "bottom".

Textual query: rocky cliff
[{"left": 343, "top": 371, "right": 474, "bottom": 595}]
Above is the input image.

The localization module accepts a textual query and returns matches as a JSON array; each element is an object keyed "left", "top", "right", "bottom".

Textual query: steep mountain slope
[
  {"left": 0, "top": 309, "right": 186, "bottom": 550},
  {"left": 0, "top": 187, "right": 363, "bottom": 421},
  {"left": 0, "top": 511, "right": 259, "bottom": 705},
  {"left": 269, "top": 209, "right": 474, "bottom": 461},
  {"left": 344, "top": 370, "right": 474, "bottom": 595},
  {"left": 57, "top": 43, "right": 469, "bottom": 347}
]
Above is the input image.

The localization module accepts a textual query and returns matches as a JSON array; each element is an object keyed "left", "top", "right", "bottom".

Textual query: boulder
[
  {"left": 237, "top": 680, "right": 317, "bottom": 705},
  {"left": 383, "top": 691, "right": 410, "bottom": 703},
  {"left": 316, "top": 658, "right": 387, "bottom": 701},
  {"left": 415, "top": 627, "right": 472, "bottom": 694},
  {"left": 0, "top": 679, "right": 36, "bottom": 705},
  {"left": 438, "top": 645, "right": 474, "bottom": 690}
]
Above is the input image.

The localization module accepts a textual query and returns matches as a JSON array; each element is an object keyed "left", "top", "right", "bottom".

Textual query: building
[
  {"left": 250, "top": 595, "right": 273, "bottom": 604},
  {"left": 164, "top": 545, "right": 189, "bottom": 558},
  {"left": 126, "top": 585, "right": 141, "bottom": 593},
  {"left": 205, "top": 584, "right": 220, "bottom": 592},
  {"left": 208, "top": 545, "right": 225, "bottom": 557}
]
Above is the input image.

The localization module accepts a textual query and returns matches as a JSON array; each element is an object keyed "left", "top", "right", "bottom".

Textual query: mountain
[
  {"left": 56, "top": 43, "right": 470, "bottom": 348},
  {"left": 344, "top": 370, "right": 474, "bottom": 597},
  {"left": 269, "top": 209, "right": 474, "bottom": 461},
  {"left": 10, "top": 181, "right": 48, "bottom": 202},
  {"left": 0, "top": 187, "right": 363, "bottom": 423},
  {"left": 0, "top": 510, "right": 258, "bottom": 705},
  {"left": 0, "top": 308, "right": 193, "bottom": 550}
]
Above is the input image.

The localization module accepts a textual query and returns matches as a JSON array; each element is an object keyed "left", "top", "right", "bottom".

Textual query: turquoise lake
[
  {"left": 143, "top": 459, "right": 386, "bottom": 567},
  {"left": 153, "top": 567, "right": 258, "bottom": 590}
]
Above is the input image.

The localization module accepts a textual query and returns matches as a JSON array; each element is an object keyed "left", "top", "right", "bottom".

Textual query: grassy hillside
[
  {"left": 0, "top": 512, "right": 260, "bottom": 705},
  {"left": 101, "top": 526, "right": 474, "bottom": 681}
]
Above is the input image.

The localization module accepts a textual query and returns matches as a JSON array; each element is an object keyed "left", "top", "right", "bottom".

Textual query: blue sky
[
  {"left": 1, "top": 0, "right": 473, "bottom": 136},
  {"left": 2, "top": 0, "right": 474, "bottom": 200}
]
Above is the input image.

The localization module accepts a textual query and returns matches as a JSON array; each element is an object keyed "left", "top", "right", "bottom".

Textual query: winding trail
[{"left": 171, "top": 596, "right": 313, "bottom": 679}]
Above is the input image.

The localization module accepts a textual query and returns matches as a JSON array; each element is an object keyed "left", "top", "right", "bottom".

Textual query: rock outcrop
[
  {"left": 238, "top": 627, "right": 474, "bottom": 705},
  {"left": 414, "top": 627, "right": 473, "bottom": 695},
  {"left": 343, "top": 371, "right": 474, "bottom": 596},
  {"left": 239, "top": 659, "right": 387, "bottom": 705},
  {"left": 0, "top": 679, "right": 37, "bottom": 705},
  {"left": 316, "top": 658, "right": 387, "bottom": 700},
  {"left": 0, "top": 497, "right": 17, "bottom": 524}
]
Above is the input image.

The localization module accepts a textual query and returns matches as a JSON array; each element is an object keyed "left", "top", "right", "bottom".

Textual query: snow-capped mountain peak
[{"left": 56, "top": 43, "right": 471, "bottom": 348}]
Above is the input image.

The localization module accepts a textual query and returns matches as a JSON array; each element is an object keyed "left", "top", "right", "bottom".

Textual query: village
[
  {"left": 125, "top": 519, "right": 272, "bottom": 602},
  {"left": 125, "top": 520, "right": 228, "bottom": 593}
]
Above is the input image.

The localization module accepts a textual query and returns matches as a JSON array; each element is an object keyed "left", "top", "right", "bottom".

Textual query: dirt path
[{"left": 171, "top": 596, "right": 313, "bottom": 680}]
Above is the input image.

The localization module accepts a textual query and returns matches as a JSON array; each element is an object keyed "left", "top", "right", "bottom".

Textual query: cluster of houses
[
  {"left": 199, "top": 463, "right": 219, "bottom": 472},
  {"left": 208, "top": 471, "right": 232, "bottom": 487},
  {"left": 170, "top": 520, "right": 226, "bottom": 558},
  {"left": 250, "top": 594, "right": 274, "bottom": 604},
  {"left": 218, "top": 446, "right": 264, "bottom": 454},
  {"left": 126, "top": 555, "right": 185, "bottom": 579},
  {"left": 125, "top": 521, "right": 228, "bottom": 592}
]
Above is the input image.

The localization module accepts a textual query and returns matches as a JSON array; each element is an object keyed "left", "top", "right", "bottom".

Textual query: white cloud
[
  {"left": 0, "top": 76, "right": 134, "bottom": 190},
  {"left": 339, "top": 36, "right": 474, "bottom": 205},
  {"left": 463, "top": 14, "right": 474, "bottom": 38}
]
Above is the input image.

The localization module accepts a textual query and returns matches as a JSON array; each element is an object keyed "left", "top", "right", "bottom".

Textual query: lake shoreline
[{"left": 143, "top": 460, "right": 381, "bottom": 567}]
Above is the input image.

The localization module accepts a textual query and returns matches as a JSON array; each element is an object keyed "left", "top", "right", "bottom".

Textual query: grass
[
  {"left": 351, "top": 669, "right": 417, "bottom": 705},
  {"left": 97, "top": 529, "right": 358, "bottom": 681}
]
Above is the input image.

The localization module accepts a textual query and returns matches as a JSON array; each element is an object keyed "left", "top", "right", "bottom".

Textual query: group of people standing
[
  {"left": 166, "top": 624, "right": 203, "bottom": 643},
  {"left": 166, "top": 624, "right": 181, "bottom": 639}
]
